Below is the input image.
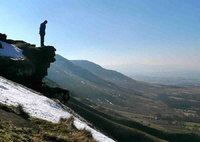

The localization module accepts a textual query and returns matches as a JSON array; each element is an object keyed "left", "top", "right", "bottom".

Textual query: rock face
[
  {"left": 0, "top": 33, "right": 69, "bottom": 103},
  {"left": 41, "top": 84, "right": 70, "bottom": 103},
  {"left": 21, "top": 45, "right": 56, "bottom": 89},
  {"left": 0, "top": 43, "right": 56, "bottom": 89}
]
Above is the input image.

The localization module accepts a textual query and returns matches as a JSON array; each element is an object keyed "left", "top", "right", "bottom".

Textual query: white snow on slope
[
  {"left": 0, "top": 41, "right": 24, "bottom": 58},
  {"left": 105, "top": 99, "right": 113, "bottom": 105},
  {"left": 0, "top": 77, "right": 115, "bottom": 142}
]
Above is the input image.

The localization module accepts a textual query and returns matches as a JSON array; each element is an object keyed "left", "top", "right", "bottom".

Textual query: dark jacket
[{"left": 39, "top": 22, "right": 46, "bottom": 35}]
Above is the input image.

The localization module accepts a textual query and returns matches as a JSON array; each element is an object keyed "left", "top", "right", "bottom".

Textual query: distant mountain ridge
[
  {"left": 52, "top": 55, "right": 111, "bottom": 87},
  {"left": 1, "top": 35, "right": 199, "bottom": 142},
  {"left": 47, "top": 54, "right": 200, "bottom": 140},
  {"left": 47, "top": 55, "right": 181, "bottom": 116},
  {"left": 47, "top": 55, "right": 120, "bottom": 102},
  {"left": 71, "top": 60, "right": 158, "bottom": 91}
]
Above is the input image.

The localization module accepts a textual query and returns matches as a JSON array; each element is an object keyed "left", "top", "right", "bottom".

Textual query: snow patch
[
  {"left": 0, "top": 41, "right": 24, "bottom": 59},
  {"left": 105, "top": 99, "right": 113, "bottom": 105},
  {"left": 81, "top": 81, "right": 85, "bottom": 84},
  {"left": 0, "top": 77, "right": 115, "bottom": 142}
]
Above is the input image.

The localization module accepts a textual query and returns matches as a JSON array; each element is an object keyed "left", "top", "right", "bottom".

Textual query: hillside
[
  {"left": 47, "top": 55, "right": 125, "bottom": 103},
  {"left": 0, "top": 76, "right": 115, "bottom": 142},
  {"left": 71, "top": 60, "right": 157, "bottom": 91},
  {"left": 1, "top": 35, "right": 200, "bottom": 141},
  {"left": 0, "top": 104, "right": 96, "bottom": 142},
  {"left": 0, "top": 34, "right": 115, "bottom": 142},
  {"left": 47, "top": 54, "right": 200, "bottom": 139}
]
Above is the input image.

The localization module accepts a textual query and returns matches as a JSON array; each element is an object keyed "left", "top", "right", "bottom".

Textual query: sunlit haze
[{"left": 0, "top": 0, "right": 199, "bottom": 77}]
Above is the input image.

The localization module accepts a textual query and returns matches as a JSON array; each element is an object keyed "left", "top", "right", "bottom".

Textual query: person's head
[{"left": 44, "top": 20, "right": 48, "bottom": 24}]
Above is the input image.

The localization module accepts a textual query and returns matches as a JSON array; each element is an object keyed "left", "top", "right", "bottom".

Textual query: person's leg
[{"left": 41, "top": 35, "right": 44, "bottom": 46}]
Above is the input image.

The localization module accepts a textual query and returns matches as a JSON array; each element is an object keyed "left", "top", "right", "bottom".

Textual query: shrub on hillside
[
  {"left": 0, "top": 103, "right": 30, "bottom": 120},
  {"left": 17, "top": 105, "right": 30, "bottom": 120},
  {"left": 0, "top": 103, "right": 17, "bottom": 113}
]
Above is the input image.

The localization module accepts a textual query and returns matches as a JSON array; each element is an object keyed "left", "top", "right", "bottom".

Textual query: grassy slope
[
  {"left": 67, "top": 98, "right": 200, "bottom": 142},
  {"left": 47, "top": 55, "right": 200, "bottom": 135},
  {"left": 0, "top": 103, "right": 96, "bottom": 142},
  {"left": 48, "top": 57, "right": 176, "bottom": 117},
  {"left": 70, "top": 59, "right": 158, "bottom": 91}
]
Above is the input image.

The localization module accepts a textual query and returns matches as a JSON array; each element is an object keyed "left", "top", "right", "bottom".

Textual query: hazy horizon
[{"left": 0, "top": 0, "right": 199, "bottom": 77}]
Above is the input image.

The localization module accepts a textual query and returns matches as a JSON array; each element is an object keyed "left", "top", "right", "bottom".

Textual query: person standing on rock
[{"left": 39, "top": 20, "right": 48, "bottom": 47}]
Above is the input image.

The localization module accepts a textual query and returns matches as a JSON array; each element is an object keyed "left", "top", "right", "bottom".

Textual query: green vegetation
[
  {"left": 0, "top": 103, "right": 96, "bottom": 142},
  {"left": 68, "top": 98, "right": 166, "bottom": 142},
  {"left": 46, "top": 55, "right": 200, "bottom": 141},
  {"left": 67, "top": 98, "right": 200, "bottom": 142},
  {"left": 0, "top": 104, "right": 30, "bottom": 120}
]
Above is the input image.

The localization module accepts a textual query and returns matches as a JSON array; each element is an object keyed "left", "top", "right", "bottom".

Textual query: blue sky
[{"left": 0, "top": 0, "right": 200, "bottom": 75}]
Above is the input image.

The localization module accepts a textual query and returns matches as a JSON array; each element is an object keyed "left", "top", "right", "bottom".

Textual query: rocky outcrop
[
  {"left": 0, "top": 33, "right": 69, "bottom": 103},
  {"left": 21, "top": 45, "right": 56, "bottom": 89},
  {"left": 0, "top": 33, "right": 7, "bottom": 42},
  {"left": 0, "top": 41, "right": 56, "bottom": 89},
  {"left": 41, "top": 84, "right": 70, "bottom": 103}
]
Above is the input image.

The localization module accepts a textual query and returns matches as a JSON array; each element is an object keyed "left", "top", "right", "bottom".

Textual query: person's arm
[{"left": 39, "top": 24, "right": 42, "bottom": 34}]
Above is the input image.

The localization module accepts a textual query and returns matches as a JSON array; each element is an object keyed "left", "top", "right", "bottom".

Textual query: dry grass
[{"left": 0, "top": 103, "right": 96, "bottom": 142}]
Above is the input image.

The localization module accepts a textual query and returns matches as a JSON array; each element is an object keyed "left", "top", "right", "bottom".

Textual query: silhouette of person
[{"left": 39, "top": 20, "right": 48, "bottom": 47}]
